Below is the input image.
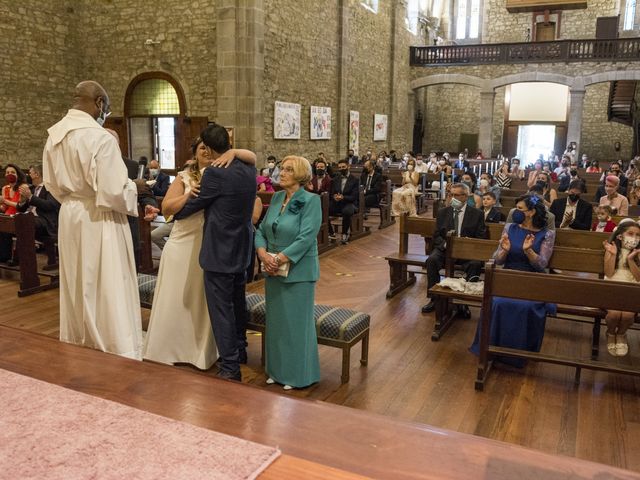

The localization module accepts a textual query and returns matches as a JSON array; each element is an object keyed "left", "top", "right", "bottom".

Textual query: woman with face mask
[
  {"left": 599, "top": 175, "right": 629, "bottom": 216},
  {"left": 0, "top": 164, "right": 29, "bottom": 263},
  {"left": 602, "top": 220, "right": 640, "bottom": 356},
  {"left": 391, "top": 158, "right": 420, "bottom": 217},
  {"left": 527, "top": 160, "right": 544, "bottom": 188},
  {"left": 534, "top": 172, "right": 557, "bottom": 208},
  {"left": 470, "top": 194, "right": 556, "bottom": 367}
]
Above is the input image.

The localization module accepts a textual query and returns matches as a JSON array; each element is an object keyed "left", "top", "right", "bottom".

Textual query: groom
[{"left": 174, "top": 123, "right": 256, "bottom": 381}]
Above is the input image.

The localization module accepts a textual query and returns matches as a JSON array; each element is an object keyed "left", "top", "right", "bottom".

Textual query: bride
[{"left": 143, "top": 138, "right": 256, "bottom": 369}]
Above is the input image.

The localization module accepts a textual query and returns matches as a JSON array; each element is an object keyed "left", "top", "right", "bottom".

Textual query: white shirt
[{"left": 414, "top": 162, "right": 429, "bottom": 173}]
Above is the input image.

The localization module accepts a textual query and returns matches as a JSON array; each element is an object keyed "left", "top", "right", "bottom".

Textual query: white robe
[{"left": 43, "top": 109, "right": 142, "bottom": 360}]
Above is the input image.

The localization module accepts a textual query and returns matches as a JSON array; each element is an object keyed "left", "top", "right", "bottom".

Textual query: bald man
[{"left": 43, "top": 80, "right": 143, "bottom": 360}]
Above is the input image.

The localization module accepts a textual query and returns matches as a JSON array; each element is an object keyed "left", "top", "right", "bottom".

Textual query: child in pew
[
  {"left": 602, "top": 219, "right": 640, "bottom": 357},
  {"left": 481, "top": 192, "right": 503, "bottom": 223},
  {"left": 592, "top": 205, "right": 617, "bottom": 233}
]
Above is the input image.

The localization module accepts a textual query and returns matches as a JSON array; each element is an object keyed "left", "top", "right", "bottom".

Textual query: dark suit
[
  {"left": 329, "top": 173, "right": 359, "bottom": 236},
  {"left": 151, "top": 171, "right": 170, "bottom": 197},
  {"left": 550, "top": 197, "right": 593, "bottom": 231},
  {"left": 483, "top": 206, "right": 503, "bottom": 224},
  {"left": 127, "top": 182, "right": 158, "bottom": 270},
  {"left": 174, "top": 160, "right": 256, "bottom": 379},
  {"left": 347, "top": 155, "right": 359, "bottom": 166},
  {"left": 360, "top": 171, "right": 382, "bottom": 208},
  {"left": 16, "top": 184, "right": 60, "bottom": 238},
  {"left": 426, "top": 205, "right": 486, "bottom": 291},
  {"left": 308, "top": 175, "right": 331, "bottom": 195},
  {"left": 1, "top": 184, "right": 61, "bottom": 263}
]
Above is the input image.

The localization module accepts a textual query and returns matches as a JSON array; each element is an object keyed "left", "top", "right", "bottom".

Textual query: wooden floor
[{"left": 2, "top": 213, "right": 640, "bottom": 473}]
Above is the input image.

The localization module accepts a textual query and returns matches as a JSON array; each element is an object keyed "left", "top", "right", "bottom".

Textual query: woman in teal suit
[{"left": 255, "top": 155, "right": 322, "bottom": 389}]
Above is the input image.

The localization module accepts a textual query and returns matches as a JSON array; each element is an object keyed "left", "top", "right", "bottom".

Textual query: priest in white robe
[{"left": 43, "top": 80, "right": 142, "bottom": 360}]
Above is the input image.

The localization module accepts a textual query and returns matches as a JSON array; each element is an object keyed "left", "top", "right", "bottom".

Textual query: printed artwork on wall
[
  {"left": 274, "top": 101, "right": 301, "bottom": 139},
  {"left": 349, "top": 110, "right": 359, "bottom": 155},
  {"left": 310, "top": 106, "right": 332, "bottom": 140},
  {"left": 373, "top": 114, "right": 387, "bottom": 141}
]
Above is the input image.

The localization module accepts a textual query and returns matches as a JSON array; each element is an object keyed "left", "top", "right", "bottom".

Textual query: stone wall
[
  {"left": 424, "top": 84, "right": 480, "bottom": 153},
  {"left": 482, "top": 0, "right": 619, "bottom": 44},
  {"left": 581, "top": 82, "right": 634, "bottom": 162},
  {"left": 492, "top": 86, "right": 506, "bottom": 156},
  {"left": 75, "top": 0, "right": 217, "bottom": 121},
  {"left": 0, "top": 1, "right": 77, "bottom": 168},
  {"left": 262, "top": 0, "right": 341, "bottom": 163}
]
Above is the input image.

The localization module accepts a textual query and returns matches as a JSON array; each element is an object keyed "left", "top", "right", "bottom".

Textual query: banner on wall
[
  {"left": 373, "top": 114, "right": 387, "bottom": 141},
  {"left": 274, "top": 101, "right": 301, "bottom": 139},
  {"left": 310, "top": 106, "right": 331, "bottom": 140},
  {"left": 349, "top": 110, "right": 359, "bottom": 155}
]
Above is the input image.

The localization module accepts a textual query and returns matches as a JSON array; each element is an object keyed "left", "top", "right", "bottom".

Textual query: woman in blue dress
[{"left": 470, "top": 194, "right": 556, "bottom": 367}]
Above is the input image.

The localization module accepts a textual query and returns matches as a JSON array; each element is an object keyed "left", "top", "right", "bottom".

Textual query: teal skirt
[{"left": 264, "top": 278, "right": 320, "bottom": 388}]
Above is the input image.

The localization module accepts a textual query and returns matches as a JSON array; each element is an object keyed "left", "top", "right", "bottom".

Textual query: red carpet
[{"left": 0, "top": 369, "right": 280, "bottom": 479}]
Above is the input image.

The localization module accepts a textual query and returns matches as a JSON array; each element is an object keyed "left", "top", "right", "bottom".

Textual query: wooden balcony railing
[{"left": 410, "top": 37, "right": 640, "bottom": 67}]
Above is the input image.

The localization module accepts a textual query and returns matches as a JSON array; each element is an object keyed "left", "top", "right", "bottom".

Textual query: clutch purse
[{"left": 261, "top": 252, "right": 289, "bottom": 277}]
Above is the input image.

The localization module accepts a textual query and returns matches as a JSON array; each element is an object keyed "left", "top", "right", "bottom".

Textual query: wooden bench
[
  {"left": 429, "top": 235, "right": 606, "bottom": 345},
  {"left": 374, "top": 179, "right": 395, "bottom": 230},
  {"left": 0, "top": 213, "right": 59, "bottom": 297},
  {"left": 476, "top": 259, "right": 640, "bottom": 391},
  {"left": 246, "top": 293, "right": 370, "bottom": 384}
]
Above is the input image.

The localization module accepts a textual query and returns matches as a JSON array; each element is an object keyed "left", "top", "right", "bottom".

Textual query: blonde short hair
[{"left": 281, "top": 155, "right": 312, "bottom": 185}]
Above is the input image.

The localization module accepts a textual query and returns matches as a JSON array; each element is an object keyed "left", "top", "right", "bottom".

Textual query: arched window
[{"left": 124, "top": 73, "right": 186, "bottom": 171}]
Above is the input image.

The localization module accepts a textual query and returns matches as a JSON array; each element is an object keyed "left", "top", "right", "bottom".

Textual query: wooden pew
[
  {"left": 385, "top": 214, "right": 610, "bottom": 309},
  {"left": 429, "top": 235, "right": 605, "bottom": 342},
  {"left": 375, "top": 179, "right": 395, "bottom": 230},
  {"left": 0, "top": 213, "right": 58, "bottom": 297},
  {"left": 138, "top": 206, "right": 155, "bottom": 274},
  {"left": 476, "top": 260, "right": 640, "bottom": 391}
]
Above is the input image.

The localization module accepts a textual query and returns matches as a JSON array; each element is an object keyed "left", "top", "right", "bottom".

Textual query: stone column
[
  {"left": 566, "top": 88, "right": 586, "bottom": 157},
  {"left": 216, "top": 0, "right": 265, "bottom": 159},
  {"left": 478, "top": 90, "right": 495, "bottom": 157},
  {"left": 336, "top": 0, "right": 349, "bottom": 159},
  {"left": 408, "top": 90, "right": 416, "bottom": 151}
]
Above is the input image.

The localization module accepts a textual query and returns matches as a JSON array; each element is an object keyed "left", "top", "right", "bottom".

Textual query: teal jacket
[{"left": 255, "top": 188, "right": 322, "bottom": 283}]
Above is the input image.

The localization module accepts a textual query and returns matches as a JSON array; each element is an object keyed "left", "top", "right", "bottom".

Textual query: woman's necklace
[{"left": 281, "top": 195, "right": 291, "bottom": 212}]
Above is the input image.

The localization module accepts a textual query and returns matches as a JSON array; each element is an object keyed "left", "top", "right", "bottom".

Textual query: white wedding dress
[{"left": 143, "top": 171, "right": 217, "bottom": 369}]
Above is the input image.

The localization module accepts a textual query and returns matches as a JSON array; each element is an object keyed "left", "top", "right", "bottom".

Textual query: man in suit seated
[
  {"left": 147, "top": 159, "right": 170, "bottom": 197},
  {"left": 329, "top": 159, "right": 359, "bottom": 244},
  {"left": 16, "top": 165, "right": 60, "bottom": 265},
  {"left": 307, "top": 158, "right": 331, "bottom": 195},
  {"left": 359, "top": 160, "right": 382, "bottom": 209},
  {"left": 422, "top": 183, "right": 486, "bottom": 314},
  {"left": 550, "top": 179, "right": 593, "bottom": 230},
  {"left": 481, "top": 191, "right": 503, "bottom": 223},
  {"left": 346, "top": 148, "right": 359, "bottom": 166}
]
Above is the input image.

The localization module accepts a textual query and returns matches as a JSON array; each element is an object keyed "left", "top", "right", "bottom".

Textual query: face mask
[
  {"left": 568, "top": 193, "right": 580, "bottom": 202},
  {"left": 339, "top": 169, "right": 348, "bottom": 176},
  {"left": 479, "top": 179, "right": 489, "bottom": 187},
  {"left": 622, "top": 235, "right": 639, "bottom": 250},
  {"left": 367, "top": 151, "right": 371, "bottom": 155},
  {"left": 5, "top": 173, "right": 17, "bottom": 183},
  {"left": 462, "top": 181, "right": 473, "bottom": 188},
  {"left": 149, "top": 169, "right": 159, "bottom": 178},
  {"left": 261, "top": 169, "right": 270, "bottom": 177},
  {"left": 268, "top": 162, "right": 275, "bottom": 169},
  {"left": 403, "top": 155, "right": 410, "bottom": 161},
  {"left": 597, "top": 215, "right": 608, "bottom": 222},
  {"left": 96, "top": 100, "right": 110, "bottom": 127},
  {"left": 316, "top": 169, "right": 325, "bottom": 176},
  {"left": 416, "top": 160, "right": 423, "bottom": 165},
  {"left": 512, "top": 209, "right": 526, "bottom": 224},
  {"left": 450, "top": 197, "right": 463, "bottom": 209},
  {"left": 570, "top": 170, "right": 577, "bottom": 176},
  {"left": 536, "top": 180, "right": 547, "bottom": 189},
  {"left": 438, "top": 160, "right": 445, "bottom": 166},
  {"left": 407, "top": 165, "right": 414, "bottom": 171}
]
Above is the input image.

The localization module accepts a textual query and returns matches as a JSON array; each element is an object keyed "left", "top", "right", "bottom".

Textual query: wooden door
[
  {"left": 175, "top": 116, "right": 209, "bottom": 170},
  {"left": 503, "top": 125, "right": 519, "bottom": 158},
  {"left": 104, "top": 117, "right": 129, "bottom": 158},
  {"left": 554, "top": 125, "right": 567, "bottom": 158},
  {"left": 596, "top": 16, "right": 619, "bottom": 39},
  {"left": 535, "top": 22, "right": 556, "bottom": 41}
]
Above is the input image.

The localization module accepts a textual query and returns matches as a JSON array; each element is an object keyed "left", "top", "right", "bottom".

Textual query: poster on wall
[
  {"left": 274, "top": 101, "right": 301, "bottom": 139},
  {"left": 310, "top": 106, "right": 332, "bottom": 140},
  {"left": 373, "top": 114, "right": 387, "bottom": 141},
  {"left": 349, "top": 110, "right": 359, "bottom": 155}
]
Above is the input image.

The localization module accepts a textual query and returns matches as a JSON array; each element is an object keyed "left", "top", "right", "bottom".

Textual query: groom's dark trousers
[{"left": 174, "top": 159, "right": 256, "bottom": 380}]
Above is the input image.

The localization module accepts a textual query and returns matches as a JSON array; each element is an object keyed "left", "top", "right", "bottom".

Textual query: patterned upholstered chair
[
  {"left": 246, "top": 293, "right": 370, "bottom": 383},
  {"left": 137, "top": 274, "right": 157, "bottom": 309}
]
